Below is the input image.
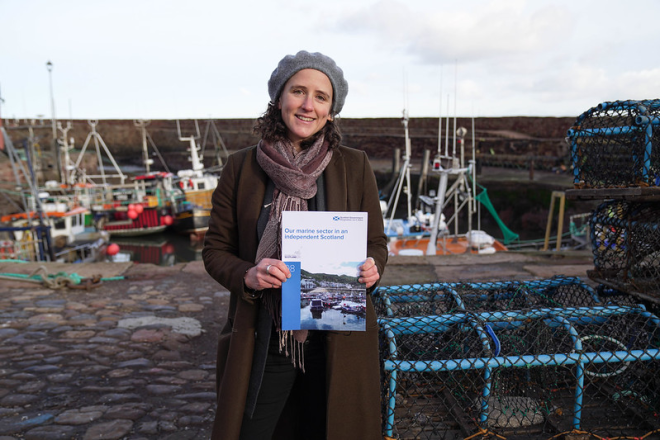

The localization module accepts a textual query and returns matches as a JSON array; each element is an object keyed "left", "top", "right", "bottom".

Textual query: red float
[{"left": 107, "top": 243, "right": 120, "bottom": 256}]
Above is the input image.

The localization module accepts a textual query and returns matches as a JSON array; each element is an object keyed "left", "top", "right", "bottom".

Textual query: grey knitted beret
[{"left": 268, "top": 50, "right": 349, "bottom": 115}]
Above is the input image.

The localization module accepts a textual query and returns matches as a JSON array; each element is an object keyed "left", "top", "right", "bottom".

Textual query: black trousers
[{"left": 239, "top": 331, "right": 327, "bottom": 440}]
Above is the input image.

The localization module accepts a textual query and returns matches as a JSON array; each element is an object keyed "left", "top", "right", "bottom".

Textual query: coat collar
[{"left": 323, "top": 147, "right": 347, "bottom": 211}]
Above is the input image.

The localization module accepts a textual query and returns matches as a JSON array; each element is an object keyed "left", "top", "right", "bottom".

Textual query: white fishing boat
[
  {"left": 382, "top": 106, "right": 515, "bottom": 256},
  {"left": 0, "top": 195, "right": 110, "bottom": 263},
  {"left": 171, "top": 120, "right": 225, "bottom": 238}
]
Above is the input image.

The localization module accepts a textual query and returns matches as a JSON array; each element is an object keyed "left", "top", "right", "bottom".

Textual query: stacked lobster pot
[
  {"left": 567, "top": 100, "right": 660, "bottom": 305},
  {"left": 374, "top": 278, "right": 660, "bottom": 440},
  {"left": 373, "top": 100, "right": 660, "bottom": 440}
]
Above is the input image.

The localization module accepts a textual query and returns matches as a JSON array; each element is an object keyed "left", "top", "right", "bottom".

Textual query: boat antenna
[
  {"left": 445, "top": 94, "right": 450, "bottom": 158},
  {"left": 472, "top": 112, "right": 480, "bottom": 229},
  {"left": 437, "top": 66, "right": 442, "bottom": 156},
  {"left": 452, "top": 60, "right": 458, "bottom": 164}
]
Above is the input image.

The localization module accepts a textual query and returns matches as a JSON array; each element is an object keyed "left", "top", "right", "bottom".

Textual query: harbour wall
[{"left": 3, "top": 116, "right": 575, "bottom": 169}]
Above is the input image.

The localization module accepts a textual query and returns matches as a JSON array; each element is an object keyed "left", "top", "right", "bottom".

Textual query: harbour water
[{"left": 107, "top": 232, "right": 204, "bottom": 266}]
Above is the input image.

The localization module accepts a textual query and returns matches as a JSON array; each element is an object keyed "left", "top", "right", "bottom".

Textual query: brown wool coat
[{"left": 202, "top": 145, "right": 388, "bottom": 440}]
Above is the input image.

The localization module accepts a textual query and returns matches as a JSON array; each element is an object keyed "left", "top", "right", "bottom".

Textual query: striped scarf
[{"left": 255, "top": 136, "right": 333, "bottom": 369}]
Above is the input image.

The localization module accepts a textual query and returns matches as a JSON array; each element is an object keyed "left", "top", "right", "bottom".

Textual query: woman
[{"left": 203, "top": 50, "right": 388, "bottom": 440}]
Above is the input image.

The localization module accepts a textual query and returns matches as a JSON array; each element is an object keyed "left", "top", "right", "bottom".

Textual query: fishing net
[
  {"left": 568, "top": 99, "right": 660, "bottom": 189},
  {"left": 588, "top": 199, "right": 660, "bottom": 304},
  {"left": 374, "top": 279, "right": 660, "bottom": 439}
]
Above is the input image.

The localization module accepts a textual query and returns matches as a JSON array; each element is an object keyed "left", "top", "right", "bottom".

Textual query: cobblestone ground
[
  {"left": 0, "top": 262, "right": 228, "bottom": 440},
  {"left": 0, "top": 251, "right": 595, "bottom": 439}
]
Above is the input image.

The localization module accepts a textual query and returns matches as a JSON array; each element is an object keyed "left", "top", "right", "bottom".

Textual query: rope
[
  {"left": 546, "top": 430, "right": 602, "bottom": 440},
  {"left": 463, "top": 428, "right": 507, "bottom": 440},
  {"left": 0, "top": 265, "right": 117, "bottom": 290},
  {"left": 546, "top": 430, "right": 660, "bottom": 440}
]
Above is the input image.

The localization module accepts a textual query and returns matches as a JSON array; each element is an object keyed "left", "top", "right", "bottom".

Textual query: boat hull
[
  {"left": 104, "top": 225, "right": 168, "bottom": 237},
  {"left": 95, "top": 207, "right": 173, "bottom": 237},
  {"left": 172, "top": 188, "right": 214, "bottom": 235},
  {"left": 388, "top": 235, "right": 508, "bottom": 256},
  {"left": 172, "top": 208, "right": 210, "bottom": 235}
]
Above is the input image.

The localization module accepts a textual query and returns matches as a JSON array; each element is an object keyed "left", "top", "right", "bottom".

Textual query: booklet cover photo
[{"left": 281, "top": 211, "right": 368, "bottom": 331}]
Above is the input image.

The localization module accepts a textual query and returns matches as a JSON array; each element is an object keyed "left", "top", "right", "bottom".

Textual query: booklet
[{"left": 281, "top": 211, "right": 368, "bottom": 331}]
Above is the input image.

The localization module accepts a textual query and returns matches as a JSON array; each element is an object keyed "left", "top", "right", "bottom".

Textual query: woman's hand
[
  {"left": 244, "top": 259, "right": 291, "bottom": 291},
  {"left": 358, "top": 257, "right": 380, "bottom": 289}
]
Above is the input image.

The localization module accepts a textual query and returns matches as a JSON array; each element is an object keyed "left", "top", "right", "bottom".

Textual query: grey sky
[{"left": 1, "top": 0, "right": 658, "bottom": 120}]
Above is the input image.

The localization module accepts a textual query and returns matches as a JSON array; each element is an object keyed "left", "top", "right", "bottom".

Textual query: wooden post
[{"left": 542, "top": 191, "right": 566, "bottom": 251}]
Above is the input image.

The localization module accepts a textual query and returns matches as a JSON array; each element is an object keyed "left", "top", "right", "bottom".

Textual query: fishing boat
[
  {"left": 25, "top": 119, "right": 176, "bottom": 238},
  {"left": 170, "top": 121, "right": 220, "bottom": 237},
  {"left": 310, "top": 299, "right": 324, "bottom": 312},
  {"left": 340, "top": 303, "right": 367, "bottom": 316},
  {"left": 90, "top": 172, "right": 176, "bottom": 237},
  {"left": 0, "top": 199, "right": 109, "bottom": 263},
  {"left": 382, "top": 109, "right": 516, "bottom": 256},
  {"left": 388, "top": 231, "right": 509, "bottom": 256},
  {"left": 172, "top": 177, "right": 215, "bottom": 236}
]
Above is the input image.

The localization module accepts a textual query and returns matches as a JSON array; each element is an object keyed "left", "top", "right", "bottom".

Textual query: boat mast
[
  {"left": 426, "top": 62, "right": 476, "bottom": 254},
  {"left": 46, "top": 61, "right": 63, "bottom": 184},
  {"left": 72, "top": 120, "right": 127, "bottom": 185},
  {"left": 200, "top": 119, "right": 229, "bottom": 170},
  {"left": 176, "top": 120, "right": 203, "bottom": 175},
  {"left": 135, "top": 119, "right": 154, "bottom": 174},
  {"left": 134, "top": 119, "right": 171, "bottom": 174},
  {"left": 383, "top": 72, "right": 414, "bottom": 232},
  {"left": 57, "top": 121, "right": 73, "bottom": 186},
  {"left": 452, "top": 61, "right": 458, "bottom": 163}
]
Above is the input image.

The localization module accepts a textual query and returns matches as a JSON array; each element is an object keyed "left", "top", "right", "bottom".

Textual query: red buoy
[{"left": 107, "top": 243, "right": 120, "bottom": 256}]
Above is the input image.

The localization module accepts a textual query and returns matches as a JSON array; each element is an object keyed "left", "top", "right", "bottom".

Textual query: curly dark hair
[{"left": 253, "top": 101, "right": 342, "bottom": 150}]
